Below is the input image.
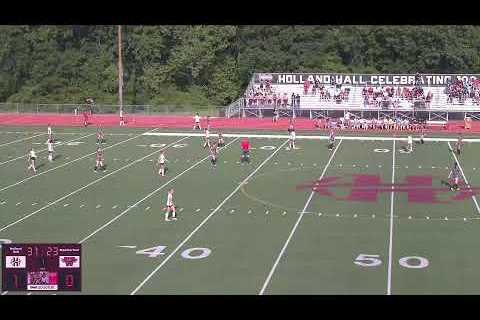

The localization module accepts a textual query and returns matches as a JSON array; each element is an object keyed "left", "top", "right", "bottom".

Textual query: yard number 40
[
  {"left": 354, "top": 254, "right": 429, "bottom": 269},
  {"left": 135, "top": 245, "right": 211, "bottom": 260}
]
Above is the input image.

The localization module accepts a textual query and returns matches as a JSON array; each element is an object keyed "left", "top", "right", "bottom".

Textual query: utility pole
[{"left": 117, "top": 25, "right": 124, "bottom": 114}]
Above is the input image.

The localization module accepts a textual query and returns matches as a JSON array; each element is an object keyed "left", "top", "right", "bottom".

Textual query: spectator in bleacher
[
  {"left": 303, "top": 80, "right": 310, "bottom": 95},
  {"left": 283, "top": 93, "right": 288, "bottom": 107},
  {"left": 291, "top": 93, "right": 296, "bottom": 108},
  {"left": 296, "top": 94, "right": 301, "bottom": 109}
]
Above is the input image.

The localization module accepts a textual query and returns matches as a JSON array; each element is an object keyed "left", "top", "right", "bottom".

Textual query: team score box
[{"left": 2, "top": 244, "right": 81, "bottom": 291}]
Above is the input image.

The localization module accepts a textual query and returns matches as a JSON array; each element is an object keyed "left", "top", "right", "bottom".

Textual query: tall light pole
[{"left": 117, "top": 25, "right": 124, "bottom": 114}]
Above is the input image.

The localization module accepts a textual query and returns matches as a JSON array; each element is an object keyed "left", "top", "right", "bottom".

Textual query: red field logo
[{"left": 296, "top": 174, "right": 479, "bottom": 204}]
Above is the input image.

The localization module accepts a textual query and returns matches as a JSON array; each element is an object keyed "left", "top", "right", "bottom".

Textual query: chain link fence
[{"left": 0, "top": 103, "right": 224, "bottom": 116}]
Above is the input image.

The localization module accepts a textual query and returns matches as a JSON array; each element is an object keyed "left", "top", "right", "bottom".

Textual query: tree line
[{"left": 1, "top": 25, "right": 479, "bottom": 107}]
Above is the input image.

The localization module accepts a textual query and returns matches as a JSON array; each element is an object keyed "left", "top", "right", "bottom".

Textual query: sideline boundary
[{"left": 142, "top": 132, "right": 480, "bottom": 142}]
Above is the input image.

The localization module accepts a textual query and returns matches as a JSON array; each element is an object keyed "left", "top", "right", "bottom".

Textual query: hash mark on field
[
  {"left": 118, "top": 245, "right": 137, "bottom": 249},
  {"left": 96, "top": 205, "right": 101, "bottom": 209},
  {"left": 318, "top": 213, "right": 322, "bottom": 216},
  {"left": 418, "top": 165, "right": 422, "bottom": 169},
  {"left": 352, "top": 164, "right": 356, "bottom": 167},
  {"left": 353, "top": 214, "right": 357, "bottom": 218},
  {"left": 113, "top": 158, "right": 119, "bottom": 161},
  {"left": 274, "top": 162, "right": 278, "bottom": 165},
  {"left": 365, "top": 165, "right": 369, "bottom": 168},
  {"left": 444, "top": 217, "right": 448, "bottom": 221},
  {"left": 248, "top": 209, "right": 252, "bottom": 214},
  {"left": 63, "top": 203, "right": 70, "bottom": 207},
  {"left": 378, "top": 165, "right": 382, "bottom": 168},
  {"left": 336, "top": 213, "right": 340, "bottom": 217},
  {"left": 282, "top": 211, "right": 287, "bottom": 216},
  {"left": 408, "top": 216, "right": 412, "bottom": 219},
  {"left": 265, "top": 210, "right": 269, "bottom": 215},
  {"left": 145, "top": 206, "right": 151, "bottom": 211},
  {"left": 15, "top": 202, "right": 23, "bottom": 206},
  {"left": 464, "top": 218, "right": 467, "bottom": 221},
  {"left": 426, "top": 216, "right": 430, "bottom": 220},
  {"left": 179, "top": 208, "right": 184, "bottom": 212},
  {"left": 65, "top": 157, "right": 70, "bottom": 160},
  {"left": 80, "top": 204, "right": 85, "bottom": 208},
  {"left": 313, "top": 163, "right": 317, "bottom": 166},
  {"left": 372, "top": 214, "right": 375, "bottom": 218},
  {"left": 1, "top": 201, "right": 6, "bottom": 205},
  {"left": 230, "top": 209, "right": 235, "bottom": 214},
  {"left": 112, "top": 205, "right": 118, "bottom": 209},
  {"left": 287, "top": 162, "right": 291, "bottom": 166},
  {"left": 195, "top": 208, "right": 201, "bottom": 212},
  {"left": 32, "top": 202, "right": 37, "bottom": 206}
]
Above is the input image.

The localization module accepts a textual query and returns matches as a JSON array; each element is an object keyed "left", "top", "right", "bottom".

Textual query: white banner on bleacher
[{"left": 255, "top": 73, "right": 480, "bottom": 86}]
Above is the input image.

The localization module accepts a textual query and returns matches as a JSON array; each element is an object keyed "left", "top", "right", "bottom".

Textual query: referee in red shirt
[{"left": 241, "top": 138, "right": 250, "bottom": 164}]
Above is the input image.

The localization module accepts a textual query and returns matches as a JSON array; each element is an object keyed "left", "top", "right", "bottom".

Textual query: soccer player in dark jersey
[
  {"left": 209, "top": 143, "right": 218, "bottom": 167},
  {"left": 455, "top": 134, "right": 463, "bottom": 155},
  {"left": 217, "top": 132, "right": 225, "bottom": 147},
  {"left": 96, "top": 127, "right": 105, "bottom": 144},
  {"left": 240, "top": 138, "right": 250, "bottom": 164},
  {"left": 328, "top": 129, "right": 335, "bottom": 151},
  {"left": 420, "top": 129, "right": 425, "bottom": 145},
  {"left": 445, "top": 162, "right": 461, "bottom": 191},
  {"left": 94, "top": 147, "right": 106, "bottom": 172}
]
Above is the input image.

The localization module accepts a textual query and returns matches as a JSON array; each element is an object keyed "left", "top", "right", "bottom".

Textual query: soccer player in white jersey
[
  {"left": 27, "top": 148, "right": 37, "bottom": 174},
  {"left": 47, "top": 138, "right": 54, "bottom": 162},
  {"left": 203, "top": 128, "right": 211, "bottom": 149},
  {"left": 193, "top": 112, "right": 201, "bottom": 130},
  {"left": 47, "top": 124, "right": 53, "bottom": 141},
  {"left": 119, "top": 109, "right": 125, "bottom": 126},
  {"left": 165, "top": 188, "right": 177, "bottom": 221},
  {"left": 94, "top": 147, "right": 105, "bottom": 172},
  {"left": 157, "top": 151, "right": 167, "bottom": 176},
  {"left": 288, "top": 128, "right": 296, "bottom": 150},
  {"left": 407, "top": 135, "right": 413, "bottom": 152}
]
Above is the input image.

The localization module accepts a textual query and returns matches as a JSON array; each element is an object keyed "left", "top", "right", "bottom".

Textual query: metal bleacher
[{"left": 229, "top": 73, "right": 480, "bottom": 122}]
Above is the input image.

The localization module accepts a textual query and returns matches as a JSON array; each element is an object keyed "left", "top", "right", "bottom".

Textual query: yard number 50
[{"left": 354, "top": 254, "right": 429, "bottom": 269}]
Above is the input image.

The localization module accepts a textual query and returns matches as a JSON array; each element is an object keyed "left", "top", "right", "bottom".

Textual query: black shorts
[
  {"left": 243, "top": 150, "right": 249, "bottom": 156},
  {"left": 30, "top": 157, "right": 36, "bottom": 161}
]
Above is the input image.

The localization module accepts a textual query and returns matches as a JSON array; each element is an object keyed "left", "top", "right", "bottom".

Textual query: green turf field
[{"left": 0, "top": 126, "right": 479, "bottom": 295}]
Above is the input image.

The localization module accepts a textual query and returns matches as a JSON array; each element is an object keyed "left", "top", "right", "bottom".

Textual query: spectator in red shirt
[
  {"left": 240, "top": 138, "right": 250, "bottom": 164},
  {"left": 304, "top": 80, "right": 310, "bottom": 95}
]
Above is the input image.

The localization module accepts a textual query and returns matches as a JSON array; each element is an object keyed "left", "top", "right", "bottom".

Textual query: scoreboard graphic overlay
[{"left": 2, "top": 244, "right": 81, "bottom": 291}]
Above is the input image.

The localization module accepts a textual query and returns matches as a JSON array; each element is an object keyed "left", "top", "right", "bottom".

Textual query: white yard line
[
  {"left": 0, "top": 128, "right": 159, "bottom": 192},
  {"left": 0, "top": 133, "right": 46, "bottom": 147},
  {"left": 447, "top": 142, "right": 480, "bottom": 214},
  {"left": 0, "top": 133, "right": 96, "bottom": 167},
  {"left": 0, "top": 136, "right": 189, "bottom": 233},
  {"left": 387, "top": 140, "right": 396, "bottom": 295},
  {"left": 130, "top": 139, "right": 289, "bottom": 295},
  {"left": 258, "top": 139, "right": 343, "bottom": 295},
  {"left": 78, "top": 137, "right": 239, "bottom": 244},
  {"left": 142, "top": 131, "right": 480, "bottom": 142}
]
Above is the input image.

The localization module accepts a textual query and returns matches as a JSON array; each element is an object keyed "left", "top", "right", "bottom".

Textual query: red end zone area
[{"left": 0, "top": 112, "right": 479, "bottom": 134}]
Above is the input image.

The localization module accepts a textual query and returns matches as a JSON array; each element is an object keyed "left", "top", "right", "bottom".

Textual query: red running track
[{"left": 0, "top": 112, "right": 479, "bottom": 135}]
